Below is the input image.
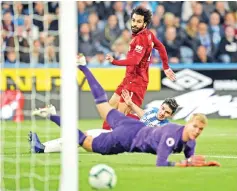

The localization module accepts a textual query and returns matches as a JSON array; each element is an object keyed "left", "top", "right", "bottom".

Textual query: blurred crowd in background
[
  {"left": 1, "top": 2, "right": 59, "bottom": 65},
  {"left": 1, "top": 1, "right": 237, "bottom": 66}
]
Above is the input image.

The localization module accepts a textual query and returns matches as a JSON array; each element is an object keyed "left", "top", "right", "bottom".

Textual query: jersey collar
[{"left": 132, "top": 28, "right": 148, "bottom": 37}]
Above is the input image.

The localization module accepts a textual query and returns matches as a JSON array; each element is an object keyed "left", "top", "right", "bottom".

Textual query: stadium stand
[{"left": 1, "top": 1, "right": 237, "bottom": 67}]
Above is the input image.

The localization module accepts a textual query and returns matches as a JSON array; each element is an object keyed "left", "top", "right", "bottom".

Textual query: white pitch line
[
  {"left": 78, "top": 153, "right": 237, "bottom": 159},
  {"left": 202, "top": 155, "right": 237, "bottom": 159},
  {"left": 4, "top": 133, "right": 237, "bottom": 139},
  {"left": 2, "top": 153, "right": 237, "bottom": 159}
]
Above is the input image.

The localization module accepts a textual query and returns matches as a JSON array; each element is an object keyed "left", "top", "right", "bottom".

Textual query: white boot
[
  {"left": 76, "top": 54, "right": 87, "bottom": 66},
  {"left": 32, "top": 104, "right": 56, "bottom": 118}
]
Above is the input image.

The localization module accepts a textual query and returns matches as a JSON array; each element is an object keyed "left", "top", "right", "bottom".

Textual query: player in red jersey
[
  {"left": 103, "top": 6, "right": 176, "bottom": 130},
  {"left": 106, "top": 7, "right": 176, "bottom": 130}
]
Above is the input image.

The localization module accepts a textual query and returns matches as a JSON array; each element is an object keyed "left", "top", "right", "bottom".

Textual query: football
[{"left": 89, "top": 164, "right": 117, "bottom": 189}]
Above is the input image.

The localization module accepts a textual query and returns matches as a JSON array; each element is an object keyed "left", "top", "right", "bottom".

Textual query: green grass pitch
[{"left": 1, "top": 119, "right": 237, "bottom": 191}]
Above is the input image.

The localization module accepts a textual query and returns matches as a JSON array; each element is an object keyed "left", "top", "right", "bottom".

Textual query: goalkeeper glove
[{"left": 175, "top": 155, "right": 220, "bottom": 167}]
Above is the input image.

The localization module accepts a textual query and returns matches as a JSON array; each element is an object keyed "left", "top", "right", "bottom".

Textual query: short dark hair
[
  {"left": 162, "top": 98, "right": 179, "bottom": 114},
  {"left": 131, "top": 6, "right": 152, "bottom": 27}
]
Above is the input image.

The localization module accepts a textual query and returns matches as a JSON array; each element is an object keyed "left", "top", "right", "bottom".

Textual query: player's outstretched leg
[
  {"left": 32, "top": 104, "right": 61, "bottom": 126},
  {"left": 78, "top": 129, "right": 86, "bottom": 146},
  {"left": 29, "top": 132, "right": 64, "bottom": 153},
  {"left": 77, "top": 55, "right": 113, "bottom": 120},
  {"left": 49, "top": 115, "right": 61, "bottom": 126}
]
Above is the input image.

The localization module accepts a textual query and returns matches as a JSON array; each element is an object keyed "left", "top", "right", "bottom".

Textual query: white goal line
[
  {"left": 79, "top": 153, "right": 237, "bottom": 159},
  {"left": 3, "top": 153, "right": 237, "bottom": 159}
]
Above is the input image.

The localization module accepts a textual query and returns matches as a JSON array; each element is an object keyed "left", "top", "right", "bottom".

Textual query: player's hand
[
  {"left": 190, "top": 156, "right": 220, "bottom": 167},
  {"left": 164, "top": 68, "right": 176, "bottom": 81},
  {"left": 189, "top": 155, "right": 206, "bottom": 166},
  {"left": 176, "top": 155, "right": 206, "bottom": 167},
  {"left": 121, "top": 89, "right": 133, "bottom": 106},
  {"left": 105, "top": 54, "right": 114, "bottom": 62},
  {"left": 176, "top": 155, "right": 220, "bottom": 167}
]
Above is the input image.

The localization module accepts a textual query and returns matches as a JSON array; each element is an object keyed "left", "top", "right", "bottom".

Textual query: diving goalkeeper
[{"left": 29, "top": 62, "right": 220, "bottom": 167}]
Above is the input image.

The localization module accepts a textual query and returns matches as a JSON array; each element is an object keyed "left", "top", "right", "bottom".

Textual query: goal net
[{"left": 0, "top": 1, "right": 78, "bottom": 190}]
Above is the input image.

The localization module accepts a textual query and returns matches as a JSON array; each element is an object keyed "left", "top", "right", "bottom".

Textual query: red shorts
[{"left": 115, "top": 78, "right": 147, "bottom": 107}]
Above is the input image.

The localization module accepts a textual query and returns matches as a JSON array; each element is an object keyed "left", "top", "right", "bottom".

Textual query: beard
[{"left": 131, "top": 25, "right": 144, "bottom": 34}]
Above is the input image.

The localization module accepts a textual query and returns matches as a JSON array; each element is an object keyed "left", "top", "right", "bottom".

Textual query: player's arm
[
  {"left": 156, "top": 134, "right": 197, "bottom": 167},
  {"left": 127, "top": 100, "right": 145, "bottom": 118},
  {"left": 157, "top": 150, "right": 210, "bottom": 167},
  {"left": 121, "top": 90, "right": 145, "bottom": 118},
  {"left": 156, "top": 135, "right": 216, "bottom": 167},
  {"left": 178, "top": 143, "right": 206, "bottom": 167},
  {"left": 151, "top": 33, "right": 176, "bottom": 81},
  {"left": 183, "top": 143, "right": 220, "bottom": 167},
  {"left": 151, "top": 33, "right": 169, "bottom": 70},
  {"left": 106, "top": 38, "right": 146, "bottom": 66},
  {"left": 109, "top": 55, "right": 143, "bottom": 66},
  {"left": 156, "top": 135, "right": 176, "bottom": 167},
  {"left": 184, "top": 141, "right": 196, "bottom": 159}
]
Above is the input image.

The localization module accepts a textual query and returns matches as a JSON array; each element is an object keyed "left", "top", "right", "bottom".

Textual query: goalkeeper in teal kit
[{"left": 30, "top": 57, "right": 220, "bottom": 167}]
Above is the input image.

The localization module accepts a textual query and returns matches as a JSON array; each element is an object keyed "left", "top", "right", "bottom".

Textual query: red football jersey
[{"left": 112, "top": 28, "right": 169, "bottom": 86}]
